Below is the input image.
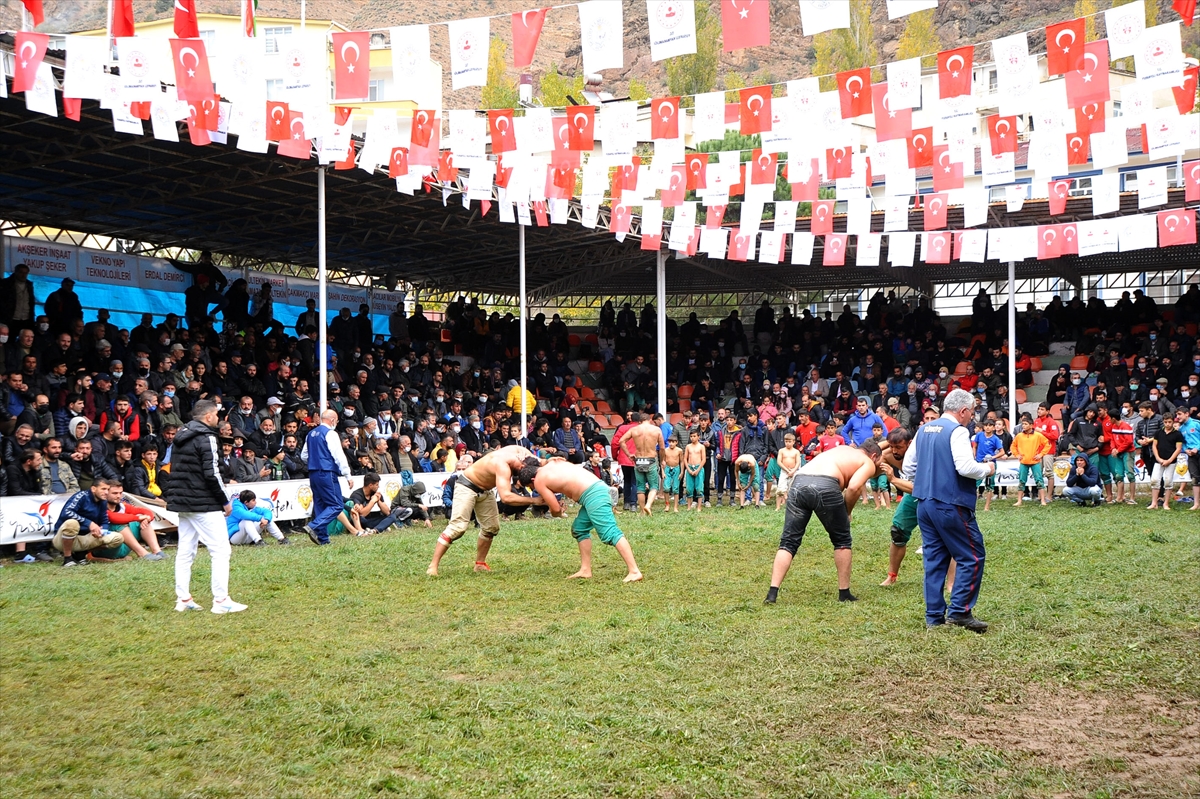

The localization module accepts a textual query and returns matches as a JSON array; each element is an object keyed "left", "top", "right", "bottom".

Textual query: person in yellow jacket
[
  {"left": 1011, "top": 415, "right": 1053, "bottom": 507},
  {"left": 505, "top": 379, "right": 536, "bottom": 415}
]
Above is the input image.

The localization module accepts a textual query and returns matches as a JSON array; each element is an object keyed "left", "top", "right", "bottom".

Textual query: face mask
[
  {"left": 1149, "top": 334, "right": 1156, "bottom": 341},
  {"left": 1138, "top": 363, "right": 1147, "bottom": 370},
  {"left": 38, "top": 323, "right": 49, "bottom": 332},
  {"left": 164, "top": 390, "right": 175, "bottom": 398},
  {"left": 474, "top": 371, "right": 480, "bottom": 376},
  {"left": 147, "top": 404, "right": 157, "bottom": 412},
  {"left": 939, "top": 371, "right": 948, "bottom": 379},
  {"left": 479, "top": 396, "right": 487, "bottom": 403},
  {"left": 1183, "top": 391, "right": 1191, "bottom": 399},
  {"left": 112, "top": 371, "right": 123, "bottom": 379},
  {"left": 1191, "top": 379, "right": 1198, "bottom": 387},
  {"left": 380, "top": 413, "right": 391, "bottom": 422},
  {"left": 344, "top": 409, "right": 354, "bottom": 417},
  {"left": 1130, "top": 383, "right": 1139, "bottom": 390},
  {"left": 0, "top": 335, "right": 8, "bottom": 344},
  {"left": 1072, "top": 379, "right": 1082, "bottom": 386},
  {"left": 35, "top": 404, "right": 49, "bottom": 412},
  {"left": 977, "top": 385, "right": 986, "bottom": 393}
]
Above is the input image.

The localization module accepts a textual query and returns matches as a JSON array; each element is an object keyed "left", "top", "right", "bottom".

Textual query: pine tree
[
  {"left": 812, "top": 0, "right": 879, "bottom": 91},
  {"left": 481, "top": 37, "right": 519, "bottom": 109},
  {"left": 895, "top": 9, "right": 940, "bottom": 68}
]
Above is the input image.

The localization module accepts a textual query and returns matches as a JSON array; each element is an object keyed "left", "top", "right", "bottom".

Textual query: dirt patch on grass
[{"left": 956, "top": 686, "right": 1200, "bottom": 796}]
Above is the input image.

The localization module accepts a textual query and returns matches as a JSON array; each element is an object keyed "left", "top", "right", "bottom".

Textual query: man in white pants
[{"left": 167, "top": 400, "right": 247, "bottom": 614}]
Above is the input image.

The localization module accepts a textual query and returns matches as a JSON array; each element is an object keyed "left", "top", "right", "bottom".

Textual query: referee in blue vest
[
  {"left": 909, "top": 389, "right": 995, "bottom": 633},
  {"left": 301, "top": 409, "right": 351, "bottom": 545}
]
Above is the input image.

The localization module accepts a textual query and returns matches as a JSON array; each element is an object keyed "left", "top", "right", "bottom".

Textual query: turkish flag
[
  {"left": 837, "top": 68, "right": 872, "bottom": 119},
  {"left": 705, "top": 204, "right": 726, "bottom": 229},
  {"left": 567, "top": 105, "right": 595, "bottom": 151},
  {"left": 826, "top": 146, "right": 852, "bottom": 180},
  {"left": 937, "top": 46, "right": 973, "bottom": 98},
  {"left": 787, "top": 158, "right": 821, "bottom": 202},
  {"left": 1172, "top": 0, "right": 1196, "bottom": 26},
  {"left": 1185, "top": 160, "right": 1200, "bottom": 201},
  {"left": 728, "top": 230, "right": 753, "bottom": 261},
  {"left": 112, "top": 0, "right": 135, "bottom": 38},
  {"left": 410, "top": 115, "right": 439, "bottom": 166},
  {"left": 334, "top": 106, "right": 354, "bottom": 126},
  {"left": 194, "top": 95, "right": 219, "bottom": 130},
  {"left": 662, "top": 166, "right": 687, "bottom": 207},
  {"left": 609, "top": 201, "right": 632, "bottom": 234},
  {"left": 1158, "top": 209, "right": 1197, "bottom": 246},
  {"left": 410, "top": 109, "right": 436, "bottom": 148},
  {"left": 511, "top": 8, "right": 547, "bottom": 69},
  {"left": 388, "top": 147, "right": 410, "bottom": 178},
  {"left": 686, "top": 153, "right": 708, "bottom": 190},
  {"left": 173, "top": 0, "right": 199, "bottom": 38},
  {"left": 730, "top": 163, "right": 746, "bottom": 198},
  {"left": 1065, "top": 39, "right": 1110, "bottom": 109},
  {"left": 1066, "top": 132, "right": 1089, "bottom": 165},
  {"left": 335, "top": 141, "right": 357, "bottom": 171},
  {"left": 1048, "top": 179, "right": 1072, "bottom": 215},
  {"left": 550, "top": 117, "right": 581, "bottom": 171},
  {"left": 20, "top": 0, "right": 44, "bottom": 26},
  {"left": 277, "top": 111, "right": 311, "bottom": 159},
  {"left": 932, "top": 145, "right": 964, "bottom": 191},
  {"left": 613, "top": 157, "right": 640, "bottom": 196},
  {"left": 332, "top": 31, "right": 370, "bottom": 100},
  {"left": 952, "top": 231, "right": 967, "bottom": 261},
  {"left": 1037, "top": 225, "right": 1063, "bottom": 260},
  {"left": 552, "top": 165, "right": 576, "bottom": 192},
  {"left": 682, "top": 226, "right": 699, "bottom": 257},
  {"left": 822, "top": 234, "right": 847, "bottom": 266},
  {"left": 171, "top": 38, "right": 215, "bottom": 102},
  {"left": 811, "top": 201, "right": 834, "bottom": 235},
  {"left": 1045, "top": 18, "right": 1085, "bottom": 77},
  {"left": 1074, "top": 102, "right": 1105, "bottom": 137},
  {"left": 1058, "top": 223, "right": 1079, "bottom": 255},
  {"left": 650, "top": 96, "right": 680, "bottom": 140},
  {"left": 926, "top": 233, "right": 951, "bottom": 264},
  {"left": 184, "top": 103, "right": 211, "bottom": 146},
  {"left": 266, "top": 101, "right": 289, "bottom": 141},
  {"left": 872, "top": 82, "right": 912, "bottom": 142},
  {"left": 488, "top": 108, "right": 516, "bottom": 153},
  {"left": 750, "top": 149, "right": 777, "bottom": 185},
  {"left": 11, "top": 32, "right": 49, "bottom": 94},
  {"left": 739, "top": 85, "right": 772, "bottom": 135},
  {"left": 546, "top": 165, "right": 571, "bottom": 199},
  {"left": 63, "top": 97, "right": 82, "bottom": 122},
  {"left": 129, "top": 101, "right": 151, "bottom": 120},
  {"left": 1172, "top": 66, "right": 1199, "bottom": 115},
  {"left": 641, "top": 230, "right": 662, "bottom": 251},
  {"left": 923, "top": 193, "right": 949, "bottom": 231},
  {"left": 907, "top": 127, "right": 934, "bottom": 169},
  {"left": 986, "top": 114, "right": 1018, "bottom": 155},
  {"left": 494, "top": 156, "right": 513, "bottom": 188},
  {"left": 439, "top": 150, "right": 459, "bottom": 183},
  {"left": 722, "top": 0, "right": 769, "bottom": 52},
  {"left": 533, "top": 201, "right": 549, "bottom": 227}
]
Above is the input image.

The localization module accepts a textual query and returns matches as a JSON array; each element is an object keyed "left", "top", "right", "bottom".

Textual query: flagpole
[
  {"left": 1008, "top": 260, "right": 1017, "bottom": 432},
  {"left": 519, "top": 223, "right": 528, "bottom": 441},
  {"left": 656, "top": 249, "right": 667, "bottom": 416},
  {"left": 318, "top": 165, "right": 328, "bottom": 414}
]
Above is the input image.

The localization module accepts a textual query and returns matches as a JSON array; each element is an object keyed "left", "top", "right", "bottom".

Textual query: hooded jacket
[{"left": 165, "top": 420, "right": 229, "bottom": 513}]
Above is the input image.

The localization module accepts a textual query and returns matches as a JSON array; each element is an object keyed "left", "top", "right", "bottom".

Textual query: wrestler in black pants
[
  {"left": 702, "top": 456, "right": 714, "bottom": 503},
  {"left": 621, "top": 464, "right": 636, "bottom": 508},
  {"left": 715, "top": 458, "right": 735, "bottom": 503}
]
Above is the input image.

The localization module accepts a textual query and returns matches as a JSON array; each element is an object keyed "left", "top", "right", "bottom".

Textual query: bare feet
[
  {"left": 473, "top": 562, "right": 492, "bottom": 572},
  {"left": 426, "top": 565, "right": 439, "bottom": 576},
  {"left": 1013, "top": 501, "right": 1022, "bottom": 507},
  {"left": 566, "top": 570, "right": 591, "bottom": 579},
  {"left": 623, "top": 571, "right": 644, "bottom": 583},
  {"left": 642, "top": 507, "right": 652, "bottom": 517},
  {"left": 880, "top": 575, "right": 897, "bottom": 587},
  {"left": 423, "top": 520, "right": 433, "bottom": 528}
]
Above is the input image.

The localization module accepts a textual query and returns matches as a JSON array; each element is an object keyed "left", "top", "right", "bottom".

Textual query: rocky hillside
[{"left": 3, "top": 0, "right": 1194, "bottom": 109}]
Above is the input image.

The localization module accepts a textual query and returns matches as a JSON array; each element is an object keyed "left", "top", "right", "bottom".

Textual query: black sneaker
[
  {"left": 277, "top": 537, "right": 292, "bottom": 545},
  {"left": 34, "top": 551, "right": 55, "bottom": 562},
  {"left": 253, "top": 539, "right": 267, "bottom": 547},
  {"left": 303, "top": 525, "right": 320, "bottom": 545},
  {"left": 947, "top": 613, "right": 989, "bottom": 633}
]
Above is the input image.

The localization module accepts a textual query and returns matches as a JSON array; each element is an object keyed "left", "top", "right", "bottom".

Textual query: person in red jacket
[
  {"left": 99, "top": 396, "right": 141, "bottom": 441},
  {"left": 611, "top": 413, "right": 637, "bottom": 512},
  {"left": 1032, "top": 403, "right": 1061, "bottom": 498},
  {"left": 793, "top": 408, "right": 819, "bottom": 463},
  {"left": 1095, "top": 404, "right": 1116, "bottom": 503},
  {"left": 1109, "top": 402, "right": 1138, "bottom": 504}
]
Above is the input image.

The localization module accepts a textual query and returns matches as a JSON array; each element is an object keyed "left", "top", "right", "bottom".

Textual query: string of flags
[{"left": 2, "top": 0, "right": 1198, "bottom": 269}]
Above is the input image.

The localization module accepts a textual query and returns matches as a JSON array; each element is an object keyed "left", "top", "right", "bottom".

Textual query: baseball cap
[{"left": 267, "top": 397, "right": 284, "bottom": 406}]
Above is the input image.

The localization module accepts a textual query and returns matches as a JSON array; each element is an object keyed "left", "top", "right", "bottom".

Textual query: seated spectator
[
  {"left": 226, "top": 490, "right": 289, "bottom": 545},
  {"left": 392, "top": 481, "right": 433, "bottom": 527},
  {"left": 1063, "top": 454, "right": 1103, "bottom": 506},
  {"left": 231, "top": 442, "right": 267, "bottom": 483},
  {"left": 348, "top": 473, "right": 414, "bottom": 534},
  {"left": 97, "top": 481, "right": 165, "bottom": 560},
  {"left": 39, "top": 437, "right": 79, "bottom": 496}
]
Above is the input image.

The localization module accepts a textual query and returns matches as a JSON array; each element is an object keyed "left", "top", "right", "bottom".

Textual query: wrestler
[
  {"left": 661, "top": 437, "right": 684, "bottom": 513},
  {"left": 616, "top": 413, "right": 666, "bottom": 515}
]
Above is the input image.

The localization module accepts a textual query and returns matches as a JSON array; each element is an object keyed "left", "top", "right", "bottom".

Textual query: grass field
[{"left": 1, "top": 498, "right": 1197, "bottom": 799}]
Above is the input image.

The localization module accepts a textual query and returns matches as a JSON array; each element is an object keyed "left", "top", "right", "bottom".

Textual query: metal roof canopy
[{"left": 1, "top": 93, "right": 1196, "bottom": 300}]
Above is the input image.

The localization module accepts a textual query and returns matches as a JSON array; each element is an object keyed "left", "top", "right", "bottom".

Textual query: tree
[
  {"left": 1074, "top": 0, "right": 1098, "bottom": 42},
  {"left": 1108, "top": 0, "right": 1156, "bottom": 71},
  {"left": 812, "top": 0, "right": 879, "bottom": 91},
  {"left": 481, "top": 37, "right": 519, "bottom": 109},
  {"left": 723, "top": 71, "right": 745, "bottom": 103},
  {"left": 628, "top": 77, "right": 650, "bottom": 103},
  {"left": 665, "top": 0, "right": 721, "bottom": 104},
  {"left": 895, "top": 9, "right": 940, "bottom": 68},
  {"left": 537, "top": 64, "right": 585, "bottom": 108}
]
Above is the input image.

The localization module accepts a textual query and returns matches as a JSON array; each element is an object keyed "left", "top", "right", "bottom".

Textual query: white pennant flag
[
  {"left": 959, "top": 230, "right": 987, "bottom": 263},
  {"left": 1134, "top": 22, "right": 1183, "bottom": 89},
  {"left": 1118, "top": 214, "right": 1157, "bottom": 252},
  {"left": 448, "top": 17, "right": 490, "bottom": 90},
  {"left": 963, "top": 188, "right": 989, "bottom": 228},
  {"left": 1078, "top": 219, "right": 1119, "bottom": 257},
  {"left": 992, "top": 32, "right": 1037, "bottom": 110},
  {"left": 274, "top": 32, "right": 326, "bottom": 110},
  {"left": 1090, "top": 127, "right": 1129, "bottom": 170},
  {"left": 886, "top": 58, "right": 922, "bottom": 110},
  {"left": 886, "top": 0, "right": 938, "bottom": 20},
  {"left": 26, "top": 63, "right": 58, "bottom": 117},
  {"left": 846, "top": 197, "right": 872, "bottom": 235},
  {"left": 215, "top": 34, "right": 266, "bottom": 107},
  {"left": 1091, "top": 172, "right": 1120, "bottom": 216},
  {"left": 579, "top": 0, "right": 624, "bottom": 74},
  {"left": 888, "top": 232, "right": 916, "bottom": 267},
  {"left": 774, "top": 201, "right": 798, "bottom": 233},
  {"left": 791, "top": 232, "right": 815, "bottom": 265},
  {"left": 669, "top": 202, "right": 696, "bottom": 250},
  {"left": 1028, "top": 129, "right": 1069, "bottom": 182},
  {"left": 150, "top": 95, "right": 181, "bottom": 142},
  {"left": 1147, "top": 111, "right": 1187, "bottom": 160},
  {"left": 758, "top": 231, "right": 783, "bottom": 264},
  {"left": 1105, "top": 0, "right": 1145, "bottom": 59},
  {"left": 642, "top": 200, "right": 664, "bottom": 239},
  {"left": 740, "top": 198, "right": 765, "bottom": 235},
  {"left": 1137, "top": 166, "right": 1169, "bottom": 209},
  {"left": 691, "top": 91, "right": 726, "bottom": 143},
  {"left": 117, "top": 37, "right": 164, "bottom": 103},
  {"left": 787, "top": 77, "right": 822, "bottom": 118},
  {"left": 523, "top": 107, "right": 555, "bottom": 153},
  {"left": 884, "top": 196, "right": 910, "bottom": 232},
  {"left": 856, "top": 233, "right": 882, "bottom": 266},
  {"left": 64, "top": 35, "right": 108, "bottom": 101},
  {"left": 800, "top": 1, "right": 850, "bottom": 35},
  {"left": 390, "top": 25, "right": 431, "bottom": 85},
  {"left": 647, "top": 0, "right": 696, "bottom": 61},
  {"left": 700, "top": 227, "right": 728, "bottom": 258}
]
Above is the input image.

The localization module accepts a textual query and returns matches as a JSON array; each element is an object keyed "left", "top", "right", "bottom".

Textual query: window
[
  {"left": 1111, "top": 101, "right": 1122, "bottom": 117},
  {"left": 370, "top": 32, "right": 387, "bottom": 48},
  {"left": 264, "top": 26, "right": 293, "bottom": 55},
  {"left": 368, "top": 80, "right": 385, "bottom": 102},
  {"left": 199, "top": 30, "right": 216, "bottom": 46},
  {"left": 266, "top": 79, "right": 283, "bottom": 101},
  {"left": 1124, "top": 166, "right": 1181, "bottom": 191},
  {"left": 988, "top": 69, "right": 998, "bottom": 93},
  {"left": 1068, "top": 177, "right": 1093, "bottom": 197}
]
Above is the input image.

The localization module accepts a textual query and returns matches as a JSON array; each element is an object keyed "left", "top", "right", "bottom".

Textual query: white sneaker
[
  {"left": 211, "top": 597, "right": 248, "bottom": 615},
  {"left": 175, "top": 597, "right": 202, "bottom": 612}
]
